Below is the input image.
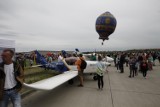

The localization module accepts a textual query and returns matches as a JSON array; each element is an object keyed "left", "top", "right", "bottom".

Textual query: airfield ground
[{"left": 10, "top": 62, "right": 160, "bottom": 107}]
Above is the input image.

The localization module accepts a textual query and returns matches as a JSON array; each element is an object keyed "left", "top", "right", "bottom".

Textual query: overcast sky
[{"left": 0, "top": 0, "right": 160, "bottom": 52}]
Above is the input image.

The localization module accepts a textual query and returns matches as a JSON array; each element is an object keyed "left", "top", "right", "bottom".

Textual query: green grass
[
  {"left": 24, "top": 67, "right": 59, "bottom": 84},
  {"left": 24, "top": 59, "right": 37, "bottom": 68}
]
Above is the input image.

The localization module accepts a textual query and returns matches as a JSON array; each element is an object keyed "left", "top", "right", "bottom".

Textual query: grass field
[{"left": 24, "top": 67, "right": 59, "bottom": 84}]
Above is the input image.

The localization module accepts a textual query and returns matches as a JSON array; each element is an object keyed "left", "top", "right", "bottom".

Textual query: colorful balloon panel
[{"left": 96, "top": 12, "right": 117, "bottom": 41}]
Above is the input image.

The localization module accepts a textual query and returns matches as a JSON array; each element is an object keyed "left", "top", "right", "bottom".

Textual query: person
[
  {"left": 58, "top": 53, "right": 63, "bottom": 62},
  {"left": 140, "top": 59, "right": 148, "bottom": 79},
  {"left": 91, "top": 54, "right": 96, "bottom": 61},
  {"left": 75, "top": 53, "right": 85, "bottom": 87},
  {"left": 0, "top": 49, "right": 24, "bottom": 107},
  {"left": 116, "top": 55, "right": 120, "bottom": 72},
  {"left": 135, "top": 60, "right": 139, "bottom": 76},
  {"left": 29, "top": 58, "right": 33, "bottom": 67},
  {"left": 113, "top": 54, "right": 117, "bottom": 67},
  {"left": 142, "top": 53, "right": 147, "bottom": 61},
  {"left": 128, "top": 56, "right": 136, "bottom": 78},
  {"left": 158, "top": 53, "right": 160, "bottom": 65},
  {"left": 138, "top": 53, "right": 143, "bottom": 72},
  {"left": 152, "top": 52, "right": 157, "bottom": 66},
  {"left": 119, "top": 53, "right": 125, "bottom": 73},
  {"left": 16, "top": 53, "right": 25, "bottom": 71},
  {"left": 148, "top": 53, "right": 153, "bottom": 70},
  {"left": 96, "top": 55, "right": 108, "bottom": 90},
  {"left": 125, "top": 55, "right": 129, "bottom": 67},
  {"left": 47, "top": 56, "right": 52, "bottom": 63}
]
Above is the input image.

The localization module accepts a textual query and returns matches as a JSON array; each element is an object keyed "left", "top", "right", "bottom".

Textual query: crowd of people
[
  {"left": 15, "top": 52, "right": 67, "bottom": 69},
  {"left": 1, "top": 49, "right": 160, "bottom": 107},
  {"left": 113, "top": 51, "right": 160, "bottom": 79}
]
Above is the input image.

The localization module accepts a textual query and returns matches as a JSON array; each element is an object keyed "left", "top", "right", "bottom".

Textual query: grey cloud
[
  {"left": 0, "top": 0, "right": 16, "bottom": 19},
  {"left": 0, "top": 0, "right": 160, "bottom": 52},
  {"left": 0, "top": 24, "right": 11, "bottom": 30},
  {"left": 0, "top": 33, "right": 16, "bottom": 37}
]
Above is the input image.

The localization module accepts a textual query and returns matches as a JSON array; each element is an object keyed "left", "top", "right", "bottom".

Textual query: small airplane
[
  {"left": 23, "top": 50, "right": 110, "bottom": 90},
  {"left": 82, "top": 53, "right": 114, "bottom": 63},
  {"left": 59, "top": 49, "right": 111, "bottom": 74},
  {"left": 74, "top": 48, "right": 114, "bottom": 63}
]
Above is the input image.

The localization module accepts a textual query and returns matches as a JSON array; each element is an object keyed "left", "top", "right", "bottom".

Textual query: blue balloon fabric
[{"left": 96, "top": 12, "right": 117, "bottom": 41}]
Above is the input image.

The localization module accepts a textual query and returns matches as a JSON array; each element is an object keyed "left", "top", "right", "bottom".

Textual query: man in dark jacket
[
  {"left": 0, "top": 49, "right": 24, "bottom": 107},
  {"left": 119, "top": 53, "right": 125, "bottom": 73}
]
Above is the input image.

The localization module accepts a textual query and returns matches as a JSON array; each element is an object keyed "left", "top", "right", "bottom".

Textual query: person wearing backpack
[
  {"left": 96, "top": 55, "right": 108, "bottom": 90},
  {"left": 128, "top": 56, "right": 137, "bottom": 78},
  {"left": 75, "top": 53, "right": 86, "bottom": 87},
  {"left": 0, "top": 49, "right": 24, "bottom": 107}
]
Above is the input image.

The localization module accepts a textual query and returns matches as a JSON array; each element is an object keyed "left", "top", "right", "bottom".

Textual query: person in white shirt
[
  {"left": 0, "top": 49, "right": 24, "bottom": 107},
  {"left": 58, "top": 53, "right": 63, "bottom": 62},
  {"left": 116, "top": 55, "right": 120, "bottom": 72}
]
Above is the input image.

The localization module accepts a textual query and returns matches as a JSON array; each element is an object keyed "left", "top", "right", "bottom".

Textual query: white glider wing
[{"left": 23, "top": 70, "right": 78, "bottom": 90}]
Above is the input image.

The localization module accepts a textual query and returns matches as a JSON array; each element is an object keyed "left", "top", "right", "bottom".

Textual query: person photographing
[{"left": 96, "top": 55, "right": 108, "bottom": 90}]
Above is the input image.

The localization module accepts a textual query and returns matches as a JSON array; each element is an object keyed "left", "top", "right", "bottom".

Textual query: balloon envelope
[{"left": 96, "top": 12, "right": 117, "bottom": 41}]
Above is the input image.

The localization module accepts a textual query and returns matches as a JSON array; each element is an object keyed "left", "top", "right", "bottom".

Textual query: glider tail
[{"left": 35, "top": 50, "right": 48, "bottom": 65}]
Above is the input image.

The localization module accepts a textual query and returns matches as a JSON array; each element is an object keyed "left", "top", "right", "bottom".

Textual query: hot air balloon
[{"left": 96, "top": 12, "right": 117, "bottom": 45}]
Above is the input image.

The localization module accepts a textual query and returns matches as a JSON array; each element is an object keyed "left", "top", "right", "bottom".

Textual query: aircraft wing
[{"left": 23, "top": 70, "right": 78, "bottom": 90}]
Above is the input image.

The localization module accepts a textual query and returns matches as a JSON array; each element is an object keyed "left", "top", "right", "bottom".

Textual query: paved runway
[{"left": 17, "top": 63, "right": 160, "bottom": 107}]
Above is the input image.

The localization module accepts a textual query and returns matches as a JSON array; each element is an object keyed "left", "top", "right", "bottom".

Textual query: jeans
[
  {"left": 142, "top": 70, "right": 147, "bottom": 77},
  {"left": 97, "top": 75, "right": 104, "bottom": 89},
  {"left": 116, "top": 63, "right": 120, "bottom": 70},
  {"left": 0, "top": 89, "right": 21, "bottom": 107},
  {"left": 129, "top": 69, "right": 135, "bottom": 77}
]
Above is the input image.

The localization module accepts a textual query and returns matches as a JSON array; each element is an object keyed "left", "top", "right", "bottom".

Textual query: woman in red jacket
[{"left": 140, "top": 60, "right": 148, "bottom": 79}]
